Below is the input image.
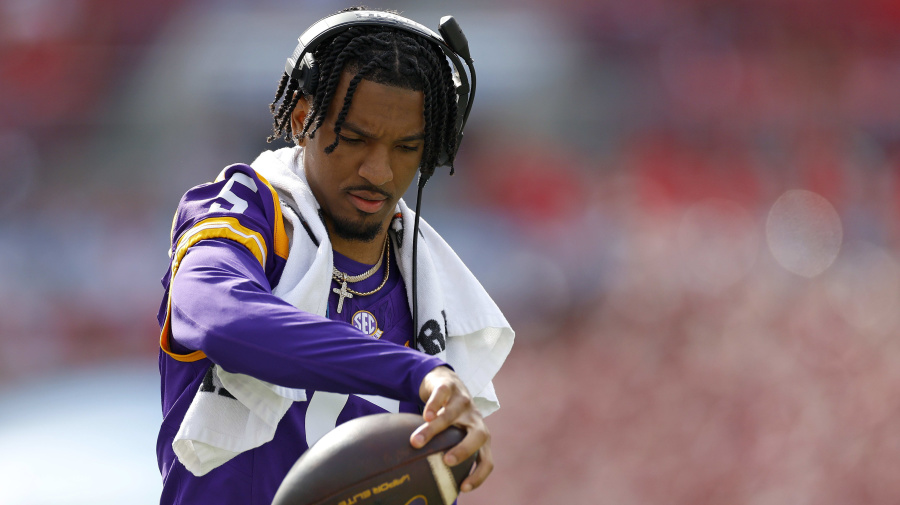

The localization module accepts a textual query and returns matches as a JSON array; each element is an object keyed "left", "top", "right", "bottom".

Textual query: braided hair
[{"left": 267, "top": 8, "right": 459, "bottom": 178}]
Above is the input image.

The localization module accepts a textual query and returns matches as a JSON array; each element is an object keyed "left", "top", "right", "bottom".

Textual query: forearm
[{"left": 170, "top": 239, "right": 444, "bottom": 403}]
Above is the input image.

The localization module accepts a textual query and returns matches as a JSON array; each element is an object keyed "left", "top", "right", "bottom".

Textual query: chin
[{"left": 331, "top": 214, "right": 384, "bottom": 242}]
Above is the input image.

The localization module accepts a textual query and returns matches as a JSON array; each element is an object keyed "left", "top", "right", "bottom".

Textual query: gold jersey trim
[
  {"left": 215, "top": 167, "right": 289, "bottom": 260},
  {"left": 160, "top": 216, "right": 268, "bottom": 362}
]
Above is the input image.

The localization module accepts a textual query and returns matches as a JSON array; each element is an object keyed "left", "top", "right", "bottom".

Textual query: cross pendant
[{"left": 333, "top": 279, "right": 353, "bottom": 314}]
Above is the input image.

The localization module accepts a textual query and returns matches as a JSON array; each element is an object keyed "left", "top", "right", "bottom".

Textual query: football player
[{"left": 155, "top": 7, "right": 512, "bottom": 505}]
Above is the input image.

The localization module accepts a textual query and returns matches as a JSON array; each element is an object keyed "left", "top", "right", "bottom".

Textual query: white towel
[{"left": 172, "top": 146, "right": 515, "bottom": 476}]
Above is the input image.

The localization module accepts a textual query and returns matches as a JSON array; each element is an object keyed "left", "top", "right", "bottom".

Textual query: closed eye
[
  {"left": 337, "top": 134, "right": 364, "bottom": 144},
  {"left": 398, "top": 144, "right": 420, "bottom": 152}
]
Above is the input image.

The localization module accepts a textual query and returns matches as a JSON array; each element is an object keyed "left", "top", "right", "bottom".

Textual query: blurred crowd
[{"left": 2, "top": 0, "right": 900, "bottom": 503}]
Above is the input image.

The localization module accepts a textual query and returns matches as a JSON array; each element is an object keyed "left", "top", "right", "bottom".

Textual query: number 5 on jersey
[{"left": 211, "top": 173, "right": 258, "bottom": 214}]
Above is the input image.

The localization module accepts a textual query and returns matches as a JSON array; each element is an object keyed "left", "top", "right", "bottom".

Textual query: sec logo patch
[
  {"left": 352, "top": 310, "right": 383, "bottom": 339},
  {"left": 405, "top": 496, "right": 427, "bottom": 505}
]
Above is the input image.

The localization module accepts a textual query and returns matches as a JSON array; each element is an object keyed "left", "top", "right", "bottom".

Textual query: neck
[{"left": 330, "top": 229, "right": 388, "bottom": 265}]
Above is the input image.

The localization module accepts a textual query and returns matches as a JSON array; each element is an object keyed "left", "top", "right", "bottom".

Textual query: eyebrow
[{"left": 342, "top": 121, "right": 425, "bottom": 142}]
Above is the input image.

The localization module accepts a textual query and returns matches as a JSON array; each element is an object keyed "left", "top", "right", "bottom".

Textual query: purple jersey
[{"left": 156, "top": 164, "right": 446, "bottom": 505}]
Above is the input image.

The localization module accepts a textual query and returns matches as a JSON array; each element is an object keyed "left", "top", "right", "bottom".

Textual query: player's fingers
[
  {"left": 460, "top": 439, "right": 494, "bottom": 492},
  {"left": 417, "top": 386, "right": 476, "bottom": 448},
  {"left": 422, "top": 381, "right": 452, "bottom": 422},
  {"left": 443, "top": 418, "right": 488, "bottom": 468},
  {"left": 411, "top": 385, "right": 454, "bottom": 448}
]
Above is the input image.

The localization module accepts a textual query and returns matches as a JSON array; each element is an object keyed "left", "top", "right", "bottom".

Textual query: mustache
[{"left": 343, "top": 184, "right": 393, "bottom": 200}]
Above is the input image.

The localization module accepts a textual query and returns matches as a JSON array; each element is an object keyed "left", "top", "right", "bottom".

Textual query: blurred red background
[{"left": 2, "top": 0, "right": 900, "bottom": 503}]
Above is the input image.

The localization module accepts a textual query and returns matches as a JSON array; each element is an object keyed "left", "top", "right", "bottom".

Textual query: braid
[
  {"left": 267, "top": 14, "right": 460, "bottom": 175},
  {"left": 269, "top": 73, "right": 289, "bottom": 113},
  {"left": 325, "top": 59, "right": 381, "bottom": 154},
  {"left": 406, "top": 36, "right": 457, "bottom": 175},
  {"left": 400, "top": 42, "right": 435, "bottom": 168},
  {"left": 304, "top": 29, "right": 376, "bottom": 139},
  {"left": 277, "top": 85, "right": 303, "bottom": 139},
  {"left": 419, "top": 69, "right": 435, "bottom": 169},
  {"left": 276, "top": 79, "right": 300, "bottom": 121},
  {"left": 267, "top": 77, "right": 300, "bottom": 143}
]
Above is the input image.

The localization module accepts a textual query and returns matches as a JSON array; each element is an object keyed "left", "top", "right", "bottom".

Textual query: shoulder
[
  {"left": 172, "top": 164, "right": 279, "bottom": 237},
  {"left": 170, "top": 163, "right": 289, "bottom": 271}
]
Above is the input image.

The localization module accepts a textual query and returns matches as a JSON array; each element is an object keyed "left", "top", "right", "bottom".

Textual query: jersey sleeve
[
  {"left": 158, "top": 164, "right": 289, "bottom": 361},
  {"left": 169, "top": 239, "right": 445, "bottom": 402}
]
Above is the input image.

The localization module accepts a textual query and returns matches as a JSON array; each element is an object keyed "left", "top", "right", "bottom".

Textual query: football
[{"left": 271, "top": 412, "right": 477, "bottom": 505}]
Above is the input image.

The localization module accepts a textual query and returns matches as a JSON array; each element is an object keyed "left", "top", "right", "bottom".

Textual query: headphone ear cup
[{"left": 296, "top": 53, "right": 320, "bottom": 96}]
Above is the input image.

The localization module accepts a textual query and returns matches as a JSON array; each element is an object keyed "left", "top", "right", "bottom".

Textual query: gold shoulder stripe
[
  {"left": 214, "top": 166, "right": 288, "bottom": 259},
  {"left": 172, "top": 217, "right": 267, "bottom": 276},
  {"left": 253, "top": 170, "right": 290, "bottom": 259}
]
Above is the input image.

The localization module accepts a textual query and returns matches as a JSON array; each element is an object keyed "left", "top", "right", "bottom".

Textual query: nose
[{"left": 358, "top": 145, "right": 393, "bottom": 187}]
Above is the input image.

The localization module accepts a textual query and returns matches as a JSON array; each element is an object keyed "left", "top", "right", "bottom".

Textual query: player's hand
[{"left": 411, "top": 366, "right": 493, "bottom": 493}]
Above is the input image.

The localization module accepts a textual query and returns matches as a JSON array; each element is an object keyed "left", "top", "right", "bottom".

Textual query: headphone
[{"left": 283, "top": 10, "right": 477, "bottom": 167}]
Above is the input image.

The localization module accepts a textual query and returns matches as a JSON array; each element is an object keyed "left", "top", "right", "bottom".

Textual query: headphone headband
[
  {"left": 285, "top": 11, "right": 442, "bottom": 77},
  {"left": 284, "top": 10, "right": 475, "bottom": 167}
]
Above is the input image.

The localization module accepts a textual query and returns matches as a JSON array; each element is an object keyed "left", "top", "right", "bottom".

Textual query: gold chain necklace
[{"left": 331, "top": 237, "right": 390, "bottom": 314}]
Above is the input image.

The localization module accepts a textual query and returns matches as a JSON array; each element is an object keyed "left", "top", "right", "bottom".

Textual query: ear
[{"left": 290, "top": 93, "right": 311, "bottom": 145}]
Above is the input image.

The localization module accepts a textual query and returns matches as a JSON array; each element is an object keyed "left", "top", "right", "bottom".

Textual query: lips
[{"left": 347, "top": 191, "right": 387, "bottom": 213}]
